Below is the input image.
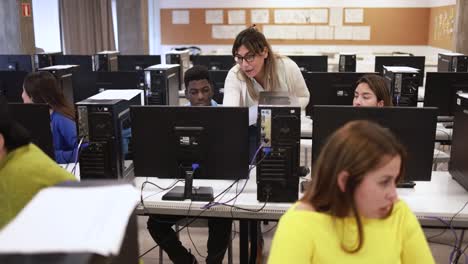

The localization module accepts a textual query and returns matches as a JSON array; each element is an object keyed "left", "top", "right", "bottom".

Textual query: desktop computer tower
[
  {"left": 449, "top": 93, "right": 468, "bottom": 190},
  {"left": 257, "top": 92, "right": 301, "bottom": 202},
  {"left": 76, "top": 93, "right": 139, "bottom": 179},
  {"left": 383, "top": 66, "right": 420, "bottom": 106},
  {"left": 34, "top": 52, "right": 62, "bottom": 69},
  {"left": 165, "top": 49, "right": 190, "bottom": 90},
  {"left": 95, "top": 51, "right": 119, "bottom": 72},
  {"left": 438, "top": 53, "right": 468, "bottom": 72},
  {"left": 38, "top": 65, "right": 79, "bottom": 104},
  {"left": 144, "top": 64, "right": 180, "bottom": 105},
  {"left": 339, "top": 53, "right": 356, "bottom": 72}
]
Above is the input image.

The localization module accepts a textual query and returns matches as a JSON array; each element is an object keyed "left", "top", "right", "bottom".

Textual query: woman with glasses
[{"left": 223, "top": 27, "right": 310, "bottom": 109}]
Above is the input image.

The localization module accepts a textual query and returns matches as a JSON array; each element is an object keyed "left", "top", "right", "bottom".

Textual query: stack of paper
[{"left": 0, "top": 184, "right": 139, "bottom": 256}]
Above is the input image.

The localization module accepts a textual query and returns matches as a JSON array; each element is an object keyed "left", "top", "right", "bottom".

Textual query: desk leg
[
  {"left": 454, "top": 229, "right": 465, "bottom": 263},
  {"left": 240, "top": 220, "right": 249, "bottom": 264},
  {"left": 249, "top": 221, "right": 258, "bottom": 264}
]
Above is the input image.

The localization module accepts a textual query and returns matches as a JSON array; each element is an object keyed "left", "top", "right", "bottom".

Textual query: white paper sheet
[
  {"left": 263, "top": 25, "right": 315, "bottom": 40},
  {"left": 275, "top": 9, "right": 328, "bottom": 24},
  {"left": 251, "top": 9, "right": 269, "bottom": 24},
  {"left": 212, "top": 25, "right": 246, "bottom": 39},
  {"left": 315, "top": 26, "right": 334, "bottom": 40},
  {"left": 296, "top": 26, "right": 316, "bottom": 40},
  {"left": 172, "top": 10, "right": 189, "bottom": 24},
  {"left": 329, "top": 7, "right": 343, "bottom": 26},
  {"left": 334, "top": 26, "right": 353, "bottom": 40},
  {"left": 228, "top": 10, "right": 246, "bottom": 24},
  {"left": 309, "top": 9, "right": 328, "bottom": 23},
  {"left": 89, "top": 89, "right": 144, "bottom": 105},
  {"left": 39, "top": 65, "right": 78, "bottom": 70},
  {"left": 205, "top": 10, "right": 223, "bottom": 24},
  {"left": 345, "top": 8, "right": 364, "bottom": 23},
  {"left": 0, "top": 185, "right": 139, "bottom": 256}
]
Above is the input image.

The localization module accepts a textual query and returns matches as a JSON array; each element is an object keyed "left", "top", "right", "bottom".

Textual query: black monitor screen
[
  {"left": 192, "top": 55, "right": 235, "bottom": 71},
  {"left": 424, "top": 72, "right": 468, "bottom": 117},
  {"left": 8, "top": 103, "right": 55, "bottom": 159},
  {"left": 0, "top": 71, "right": 28, "bottom": 102},
  {"left": 302, "top": 72, "right": 376, "bottom": 117},
  {"left": 312, "top": 106, "right": 437, "bottom": 182},
  {"left": 287, "top": 55, "right": 328, "bottom": 72},
  {"left": 0, "top": 55, "right": 34, "bottom": 72},
  {"left": 117, "top": 55, "right": 161, "bottom": 71},
  {"left": 72, "top": 71, "right": 144, "bottom": 102},
  {"left": 208, "top": 70, "right": 228, "bottom": 104},
  {"left": 54, "top": 55, "right": 94, "bottom": 72},
  {"left": 131, "top": 106, "right": 249, "bottom": 180},
  {"left": 374, "top": 56, "right": 425, "bottom": 86}
]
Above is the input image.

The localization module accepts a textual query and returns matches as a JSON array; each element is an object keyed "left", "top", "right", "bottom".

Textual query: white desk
[{"left": 135, "top": 171, "right": 468, "bottom": 227}]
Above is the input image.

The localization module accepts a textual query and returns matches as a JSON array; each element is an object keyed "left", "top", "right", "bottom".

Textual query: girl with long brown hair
[
  {"left": 22, "top": 71, "right": 78, "bottom": 164},
  {"left": 269, "top": 120, "right": 434, "bottom": 263}
]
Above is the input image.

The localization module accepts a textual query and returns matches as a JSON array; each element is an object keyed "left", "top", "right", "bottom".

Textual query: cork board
[
  {"left": 161, "top": 8, "right": 430, "bottom": 45},
  {"left": 428, "top": 5, "right": 455, "bottom": 50}
]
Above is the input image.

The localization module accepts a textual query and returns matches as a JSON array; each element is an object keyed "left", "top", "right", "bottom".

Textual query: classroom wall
[{"left": 428, "top": 5, "right": 456, "bottom": 50}]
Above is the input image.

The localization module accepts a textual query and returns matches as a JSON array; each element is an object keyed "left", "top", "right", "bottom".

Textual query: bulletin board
[
  {"left": 160, "top": 7, "right": 430, "bottom": 46},
  {"left": 428, "top": 5, "right": 455, "bottom": 50}
]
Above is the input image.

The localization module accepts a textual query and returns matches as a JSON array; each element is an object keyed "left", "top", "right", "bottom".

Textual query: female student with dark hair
[
  {"left": 353, "top": 74, "right": 393, "bottom": 107},
  {"left": 0, "top": 97, "right": 75, "bottom": 229},
  {"left": 268, "top": 120, "right": 435, "bottom": 263},
  {"left": 21, "top": 71, "right": 78, "bottom": 164},
  {"left": 223, "top": 27, "right": 310, "bottom": 109}
]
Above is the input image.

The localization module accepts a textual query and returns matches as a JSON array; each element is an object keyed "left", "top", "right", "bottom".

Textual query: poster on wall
[{"left": 172, "top": 10, "right": 189, "bottom": 24}]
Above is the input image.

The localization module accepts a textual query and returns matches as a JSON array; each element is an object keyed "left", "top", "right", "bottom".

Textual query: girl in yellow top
[{"left": 268, "top": 120, "right": 435, "bottom": 264}]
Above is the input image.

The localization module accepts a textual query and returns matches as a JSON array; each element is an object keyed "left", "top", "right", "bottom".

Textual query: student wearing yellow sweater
[
  {"left": 0, "top": 97, "right": 75, "bottom": 229},
  {"left": 268, "top": 120, "right": 435, "bottom": 264}
]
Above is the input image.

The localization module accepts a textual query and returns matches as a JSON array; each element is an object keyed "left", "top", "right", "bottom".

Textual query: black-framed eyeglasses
[{"left": 234, "top": 53, "right": 256, "bottom": 64}]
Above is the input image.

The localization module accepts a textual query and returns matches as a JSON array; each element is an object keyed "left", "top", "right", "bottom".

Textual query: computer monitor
[
  {"left": 0, "top": 55, "right": 34, "bottom": 72},
  {"left": 117, "top": 55, "right": 161, "bottom": 71},
  {"left": 302, "top": 72, "right": 376, "bottom": 117},
  {"left": 424, "top": 72, "right": 468, "bottom": 117},
  {"left": 287, "top": 55, "right": 328, "bottom": 72},
  {"left": 192, "top": 55, "right": 235, "bottom": 71},
  {"left": 54, "top": 55, "right": 95, "bottom": 71},
  {"left": 72, "top": 71, "right": 144, "bottom": 103},
  {"left": 8, "top": 103, "right": 55, "bottom": 159},
  {"left": 374, "top": 56, "right": 425, "bottom": 86},
  {"left": 0, "top": 71, "right": 28, "bottom": 102},
  {"left": 208, "top": 69, "right": 228, "bottom": 104},
  {"left": 312, "top": 106, "right": 437, "bottom": 183},
  {"left": 131, "top": 106, "right": 249, "bottom": 201}
]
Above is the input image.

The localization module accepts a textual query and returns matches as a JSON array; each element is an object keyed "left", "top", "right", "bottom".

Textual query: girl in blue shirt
[{"left": 21, "top": 71, "right": 78, "bottom": 164}]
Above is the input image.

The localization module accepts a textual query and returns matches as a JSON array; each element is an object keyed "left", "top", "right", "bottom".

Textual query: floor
[{"left": 138, "top": 144, "right": 463, "bottom": 264}]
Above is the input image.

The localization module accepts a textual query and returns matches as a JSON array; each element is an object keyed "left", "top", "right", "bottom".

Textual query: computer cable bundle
[
  {"left": 138, "top": 144, "right": 272, "bottom": 259},
  {"left": 426, "top": 199, "right": 468, "bottom": 264}
]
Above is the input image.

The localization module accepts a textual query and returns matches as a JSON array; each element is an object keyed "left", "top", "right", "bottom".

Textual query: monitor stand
[
  {"left": 162, "top": 168, "right": 213, "bottom": 201},
  {"left": 397, "top": 181, "right": 416, "bottom": 188},
  {"left": 162, "top": 186, "right": 213, "bottom": 201}
]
